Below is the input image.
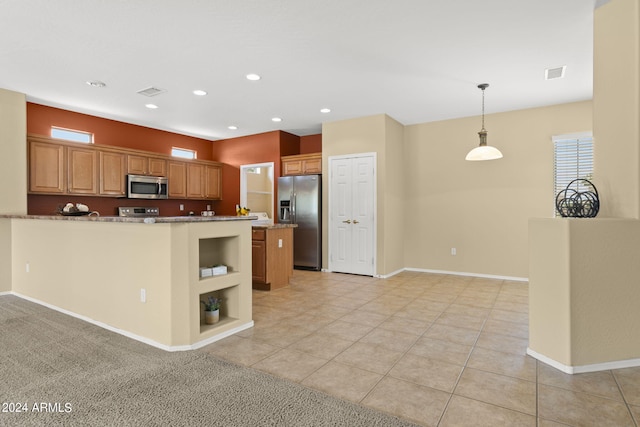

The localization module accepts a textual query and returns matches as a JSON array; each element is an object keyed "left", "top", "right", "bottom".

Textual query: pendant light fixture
[{"left": 465, "top": 83, "right": 503, "bottom": 161}]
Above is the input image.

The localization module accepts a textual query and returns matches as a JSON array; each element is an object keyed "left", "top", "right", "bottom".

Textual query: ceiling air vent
[
  {"left": 137, "top": 86, "right": 167, "bottom": 97},
  {"left": 545, "top": 66, "right": 566, "bottom": 80}
]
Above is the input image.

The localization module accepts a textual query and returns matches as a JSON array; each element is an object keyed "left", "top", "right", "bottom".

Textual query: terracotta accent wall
[
  {"left": 26, "top": 103, "right": 219, "bottom": 216},
  {"left": 212, "top": 130, "right": 301, "bottom": 215},
  {"left": 27, "top": 103, "right": 214, "bottom": 160},
  {"left": 300, "top": 134, "right": 322, "bottom": 154}
]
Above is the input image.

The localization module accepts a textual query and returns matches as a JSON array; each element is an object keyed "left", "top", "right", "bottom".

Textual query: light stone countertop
[
  {"left": 0, "top": 214, "right": 257, "bottom": 224},
  {"left": 251, "top": 223, "right": 297, "bottom": 229}
]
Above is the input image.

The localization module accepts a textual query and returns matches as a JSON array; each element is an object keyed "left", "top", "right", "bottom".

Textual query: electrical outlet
[
  {"left": 179, "top": 204, "right": 184, "bottom": 211},
  {"left": 140, "top": 288, "right": 146, "bottom": 303},
  {"left": 451, "top": 248, "right": 457, "bottom": 256},
  {"left": 26, "top": 262, "right": 30, "bottom": 273},
  {"left": 278, "top": 239, "right": 283, "bottom": 248},
  {"left": 207, "top": 204, "right": 211, "bottom": 211}
]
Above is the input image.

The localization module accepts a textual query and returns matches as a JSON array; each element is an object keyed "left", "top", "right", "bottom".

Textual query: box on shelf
[
  {"left": 212, "top": 265, "right": 228, "bottom": 275},
  {"left": 199, "top": 267, "right": 213, "bottom": 278}
]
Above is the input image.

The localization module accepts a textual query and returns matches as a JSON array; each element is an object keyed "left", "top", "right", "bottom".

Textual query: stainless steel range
[{"left": 118, "top": 207, "right": 160, "bottom": 217}]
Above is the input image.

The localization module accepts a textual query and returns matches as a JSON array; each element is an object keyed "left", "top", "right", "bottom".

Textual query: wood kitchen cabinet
[
  {"left": 205, "top": 165, "right": 221, "bottom": 199},
  {"left": 28, "top": 139, "right": 65, "bottom": 194},
  {"left": 27, "top": 134, "right": 223, "bottom": 200},
  {"left": 99, "top": 151, "right": 126, "bottom": 196},
  {"left": 67, "top": 146, "right": 98, "bottom": 195},
  {"left": 168, "top": 161, "right": 187, "bottom": 198},
  {"left": 187, "top": 163, "right": 205, "bottom": 199},
  {"left": 251, "top": 226, "right": 294, "bottom": 291},
  {"left": 281, "top": 153, "right": 322, "bottom": 176},
  {"left": 127, "top": 154, "right": 167, "bottom": 177}
]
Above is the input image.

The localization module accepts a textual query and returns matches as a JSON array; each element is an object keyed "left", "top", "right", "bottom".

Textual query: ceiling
[{"left": 0, "top": 0, "right": 601, "bottom": 141}]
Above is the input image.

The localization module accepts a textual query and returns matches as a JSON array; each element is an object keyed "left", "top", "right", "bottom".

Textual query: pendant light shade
[{"left": 466, "top": 83, "right": 503, "bottom": 161}]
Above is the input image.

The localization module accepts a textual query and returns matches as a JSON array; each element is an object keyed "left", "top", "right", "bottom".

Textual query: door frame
[
  {"left": 239, "top": 162, "right": 274, "bottom": 219},
  {"left": 327, "top": 152, "right": 377, "bottom": 276}
]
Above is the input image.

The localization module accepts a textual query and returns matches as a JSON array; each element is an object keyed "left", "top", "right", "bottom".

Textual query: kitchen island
[{"left": 0, "top": 214, "right": 254, "bottom": 350}]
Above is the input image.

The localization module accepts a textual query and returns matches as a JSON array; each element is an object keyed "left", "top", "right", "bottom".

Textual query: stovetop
[{"left": 118, "top": 207, "right": 159, "bottom": 217}]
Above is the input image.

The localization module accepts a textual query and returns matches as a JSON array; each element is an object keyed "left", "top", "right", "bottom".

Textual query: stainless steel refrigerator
[{"left": 278, "top": 175, "right": 321, "bottom": 270}]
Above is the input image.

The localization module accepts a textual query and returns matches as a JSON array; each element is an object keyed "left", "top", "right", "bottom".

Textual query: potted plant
[{"left": 201, "top": 296, "right": 221, "bottom": 324}]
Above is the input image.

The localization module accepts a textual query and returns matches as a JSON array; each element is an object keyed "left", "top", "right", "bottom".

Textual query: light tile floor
[{"left": 200, "top": 270, "right": 640, "bottom": 426}]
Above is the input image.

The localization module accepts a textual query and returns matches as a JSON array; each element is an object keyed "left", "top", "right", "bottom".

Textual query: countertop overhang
[{"left": 0, "top": 214, "right": 257, "bottom": 223}]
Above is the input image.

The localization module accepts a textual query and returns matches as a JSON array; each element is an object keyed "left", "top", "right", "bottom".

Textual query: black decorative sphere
[{"left": 555, "top": 179, "right": 599, "bottom": 218}]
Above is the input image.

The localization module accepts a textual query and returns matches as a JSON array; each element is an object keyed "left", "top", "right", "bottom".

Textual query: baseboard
[
  {"left": 404, "top": 267, "right": 528, "bottom": 282},
  {"left": 9, "top": 292, "right": 253, "bottom": 352},
  {"left": 527, "top": 347, "right": 640, "bottom": 374},
  {"left": 0, "top": 291, "right": 12, "bottom": 296}
]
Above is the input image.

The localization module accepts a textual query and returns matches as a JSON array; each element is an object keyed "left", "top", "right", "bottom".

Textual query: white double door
[{"left": 329, "top": 153, "right": 376, "bottom": 276}]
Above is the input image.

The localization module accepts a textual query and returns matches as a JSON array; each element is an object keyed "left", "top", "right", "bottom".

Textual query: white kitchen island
[{"left": 0, "top": 215, "right": 254, "bottom": 350}]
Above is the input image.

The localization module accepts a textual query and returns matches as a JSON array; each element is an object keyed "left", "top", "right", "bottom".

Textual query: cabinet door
[
  {"left": 127, "top": 154, "right": 148, "bottom": 175},
  {"left": 187, "top": 163, "right": 205, "bottom": 199},
  {"left": 99, "top": 151, "right": 126, "bottom": 196},
  {"left": 302, "top": 157, "right": 322, "bottom": 174},
  {"left": 68, "top": 146, "right": 97, "bottom": 195},
  {"left": 148, "top": 157, "right": 167, "bottom": 176},
  {"left": 205, "top": 165, "right": 221, "bottom": 200},
  {"left": 29, "top": 140, "right": 65, "bottom": 194},
  {"left": 283, "top": 160, "right": 303, "bottom": 176},
  {"left": 252, "top": 239, "right": 267, "bottom": 284},
  {"left": 168, "top": 161, "right": 187, "bottom": 198}
]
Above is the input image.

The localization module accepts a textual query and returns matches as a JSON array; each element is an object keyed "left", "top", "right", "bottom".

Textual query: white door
[{"left": 329, "top": 154, "right": 375, "bottom": 276}]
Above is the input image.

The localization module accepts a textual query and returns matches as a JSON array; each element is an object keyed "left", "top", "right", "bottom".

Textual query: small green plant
[{"left": 200, "top": 296, "right": 221, "bottom": 311}]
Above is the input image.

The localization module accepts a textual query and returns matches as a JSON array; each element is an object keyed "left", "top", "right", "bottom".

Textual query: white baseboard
[
  {"left": 0, "top": 291, "right": 11, "bottom": 296},
  {"left": 527, "top": 347, "right": 640, "bottom": 374},
  {"left": 403, "top": 267, "right": 528, "bottom": 282},
  {"left": 9, "top": 292, "right": 253, "bottom": 352}
]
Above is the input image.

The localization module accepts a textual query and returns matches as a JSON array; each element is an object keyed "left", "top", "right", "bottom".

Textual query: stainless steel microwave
[{"left": 126, "top": 174, "right": 168, "bottom": 199}]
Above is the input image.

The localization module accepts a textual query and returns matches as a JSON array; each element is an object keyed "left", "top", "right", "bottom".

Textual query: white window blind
[{"left": 553, "top": 134, "right": 594, "bottom": 215}]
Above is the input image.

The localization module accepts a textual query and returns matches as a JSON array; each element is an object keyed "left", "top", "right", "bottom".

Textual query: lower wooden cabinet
[{"left": 251, "top": 227, "right": 294, "bottom": 291}]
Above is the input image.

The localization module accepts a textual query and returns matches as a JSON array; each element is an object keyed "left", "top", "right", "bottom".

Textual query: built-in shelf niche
[
  {"left": 198, "top": 285, "right": 240, "bottom": 334},
  {"left": 198, "top": 236, "right": 239, "bottom": 277}
]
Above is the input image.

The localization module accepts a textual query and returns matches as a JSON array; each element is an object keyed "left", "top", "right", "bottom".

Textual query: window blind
[{"left": 553, "top": 135, "right": 594, "bottom": 215}]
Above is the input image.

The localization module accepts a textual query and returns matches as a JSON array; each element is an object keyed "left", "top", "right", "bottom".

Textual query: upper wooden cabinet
[
  {"left": 187, "top": 163, "right": 205, "bottom": 199},
  {"left": 168, "top": 161, "right": 222, "bottom": 200},
  {"left": 127, "top": 154, "right": 167, "bottom": 177},
  {"left": 281, "top": 153, "right": 322, "bottom": 176},
  {"left": 67, "top": 146, "right": 98, "bottom": 195},
  {"left": 29, "top": 140, "right": 66, "bottom": 194},
  {"left": 168, "top": 161, "right": 187, "bottom": 199},
  {"left": 205, "top": 165, "right": 221, "bottom": 200},
  {"left": 27, "top": 134, "right": 223, "bottom": 200},
  {"left": 99, "top": 151, "right": 126, "bottom": 196}
]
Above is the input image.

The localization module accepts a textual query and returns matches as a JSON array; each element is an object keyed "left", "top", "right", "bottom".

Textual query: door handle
[
  {"left": 353, "top": 220, "right": 359, "bottom": 224},
  {"left": 342, "top": 219, "right": 351, "bottom": 224}
]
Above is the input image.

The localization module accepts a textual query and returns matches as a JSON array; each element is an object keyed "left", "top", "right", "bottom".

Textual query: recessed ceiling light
[
  {"left": 193, "top": 89, "right": 207, "bottom": 96},
  {"left": 271, "top": 117, "right": 282, "bottom": 122},
  {"left": 246, "top": 73, "right": 261, "bottom": 81},
  {"left": 145, "top": 103, "right": 159, "bottom": 109},
  {"left": 320, "top": 108, "right": 331, "bottom": 113},
  {"left": 86, "top": 80, "right": 106, "bottom": 88},
  {"left": 228, "top": 125, "right": 238, "bottom": 130}
]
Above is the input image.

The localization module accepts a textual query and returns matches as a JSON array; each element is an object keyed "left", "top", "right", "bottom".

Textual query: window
[
  {"left": 51, "top": 127, "right": 93, "bottom": 143},
  {"left": 553, "top": 133, "right": 594, "bottom": 216},
  {"left": 171, "top": 147, "right": 197, "bottom": 160}
]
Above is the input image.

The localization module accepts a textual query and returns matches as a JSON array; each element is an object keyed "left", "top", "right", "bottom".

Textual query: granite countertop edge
[
  {"left": 251, "top": 223, "right": 297, "bottom": 229},
  {"left": 0, "top": 214, "right": 257, "bottom": 223}
]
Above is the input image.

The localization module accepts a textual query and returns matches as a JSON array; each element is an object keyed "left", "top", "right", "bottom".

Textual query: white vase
[{"left": 204, "top": 309, "right": 220, "bottom": 325}]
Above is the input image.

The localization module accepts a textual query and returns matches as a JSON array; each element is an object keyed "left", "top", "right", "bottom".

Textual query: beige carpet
[{"left": 0, "top": 295, "right": 419, "bottom": 426}]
